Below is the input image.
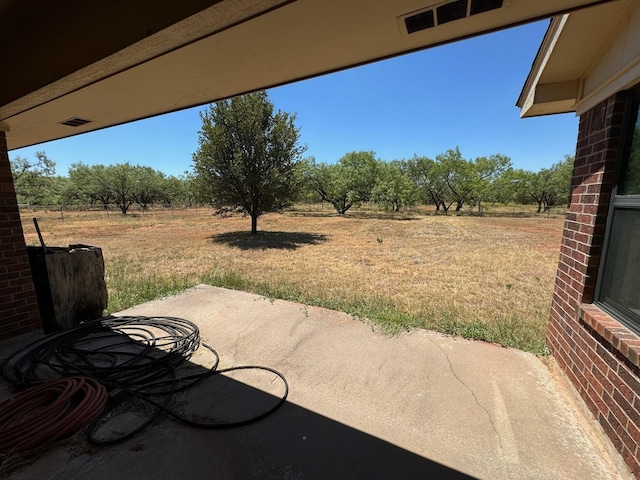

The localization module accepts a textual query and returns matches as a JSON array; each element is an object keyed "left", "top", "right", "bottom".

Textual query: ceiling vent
[
  {"left": 401, "top": 0, "right": 504, "bottom": 35},
  {"left": 405, "top": 10, "right": 435, "bottom": 34},
  {"left": 436, "top": 0, "right": 468, "bottom": 25},
  {"left": 60, "top": 117, "right": 91, "bottom": 127}
]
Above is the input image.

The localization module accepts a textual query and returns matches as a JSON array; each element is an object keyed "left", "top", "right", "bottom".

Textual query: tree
[
  {"left": 100, "top": 163, "right": 137, "bottom": 214},
  {"left": 438, "top": 148, "right": 475, "bottom": 213},
  {"left": 371, "top": 160, "right": 417, "bottom": 211},
  {"left": 176, "top": 171, "right": 199, "bottom": 206},
  {"left": 193, "top": 91, "right": 306, "bottom": 234},
  {"left": 501, "top": 155, "right": 573, "bottom": 214},
  {"left": 66, "top": 163, "right": 113, "bottom": 207},
  {"left": 303, "top": 159, "right": 348, "bottom": 213},
  {"left": 506, "top": 168, "right": 541, "bottom": 211},
  {"left": 492, "top": 167, "right": 528, "bottom": 205},
  {"left": 131, "top": 166, "right": 166, "bottom": 209},
  {"left": 10, "top": 151, "right": 60, "bottom": 205},
  {"left": 66, "top": 162, "right": 186, "bottom": 211},
  {"left": 160, "top": 174, "right": 190, "bottom": 205},
  {"left": 304, "top": 151, "right": 379, "bottom": 214},
  {"left": 545, "top": 154, "right": 573, "bottom": 210},
  {"left": 406, "top": 155, "right": 451, "bottom": 212},
  {"left": 470, "top": 154, "right": 512, "bottom": 215}
]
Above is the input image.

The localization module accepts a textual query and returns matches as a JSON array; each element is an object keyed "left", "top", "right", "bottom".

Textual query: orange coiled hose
[{"left": 0, "top": 376, "right": 107, "bottom": 456}]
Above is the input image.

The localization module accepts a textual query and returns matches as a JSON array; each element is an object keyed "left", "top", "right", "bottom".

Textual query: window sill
[{"left": 579, "top": 303, "right": 640, "bottom": 369}]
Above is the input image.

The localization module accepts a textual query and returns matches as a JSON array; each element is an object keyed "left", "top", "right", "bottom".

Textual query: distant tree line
[
  {"left": 10, "top": 90, "right": 573, "bottom": 223},
  {"left": 303, "top": 148, "right": 574, "bottom": 215},
  {"left": 10, "top": 153, "right": 197, "bottom": 213},
  {"left": 10, "top": 148, "right": 573, "bottom": 217}
]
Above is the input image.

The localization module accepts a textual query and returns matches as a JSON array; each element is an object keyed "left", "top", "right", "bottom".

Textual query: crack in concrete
[
  {"left": 428, "top": 336, "right": 505, "bottom": 455},
  {"left": 232, "top": 315, "right": 259, "bottom": 361}
]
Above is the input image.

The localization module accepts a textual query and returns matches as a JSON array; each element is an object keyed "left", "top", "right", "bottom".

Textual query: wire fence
[
  {"left": 18, "top": 203, "right": 207, "bottom": 221},
  {"left": 17, "top": 201, "right": 566, "bottom": 222}
]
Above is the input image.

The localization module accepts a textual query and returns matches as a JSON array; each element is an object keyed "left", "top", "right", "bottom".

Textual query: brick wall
[
  {"left": 548, "top": 91, "right": 640, "bottom": 477},
  {"left": 0, "top": 130, "right": 41, "bottom": 339}
]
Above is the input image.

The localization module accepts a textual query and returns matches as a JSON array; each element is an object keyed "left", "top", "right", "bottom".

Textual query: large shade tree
[{"left": 193, "top": 91, "right": 306, "bottom": 233}]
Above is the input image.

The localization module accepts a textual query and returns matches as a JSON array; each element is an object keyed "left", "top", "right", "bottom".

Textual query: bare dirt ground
[{"left": 20, "top": 206, "right": 565, "bottom": 352}]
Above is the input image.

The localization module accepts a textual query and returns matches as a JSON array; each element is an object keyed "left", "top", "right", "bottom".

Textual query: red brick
[
  {"left": 0, "top": 324, "right": 32, "bottom": 339},
  {"left": 600, "top": 413, "right": 624, "bottom": 452},
  {"left": 11, "top": 289, "right": 37, "bottom": 301},
  {"left": 603, "top": 325, "right": 627, "bottom": 345},
  {"left": 583, "top": 386, "right": 602, "bottom": 417},
  {"left": 576, "top": 344, "right": 592, "bottom": 369},
  {"left": 598, "top": 345, "right": 622, "bottom": 374},
  {"left": 585, "top": 368, "right": 605, "bottom": 396},
  {"left": 609, "top": 407, "right": 637, "bottom": 455},
  {"left": 612, "top": 388, "right": 639, "bottom": 425},
  {"left": 591, "top": 355, "right": 611, "bottom": 378},
  {"left": 0, "top": 320, "right": 20, "bottom": 335},
  {"left": 613, "top": 332, "right": 639, "bottom": 352},
  {"left": 0, "top": 131, "right": 41, "bottom": 338},
  {"left": 627, "top": 417, "right": 640, "bottom": 447},
  {"left": 623, "top": 447, "right": 640, "bottom": 478},
  {"left": 576, "top": 241, "right": 591, "bottom": 254},
  {"left": 629, "top": 347, "right": 640, "bottom": 368},
  {"left": 15, "top": 303, "right": 38, "bottom": 315},
  {"left": 600, "top": 370, "right": 617, "bottom": 396},
  {"left": 548, "top": 93, "right": 640, "bottom": 474}
]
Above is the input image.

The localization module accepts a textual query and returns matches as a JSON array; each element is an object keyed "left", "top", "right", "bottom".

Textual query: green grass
[
  {"left": 106, "top": 263, "right": 549, "bottom": 355},
  {"left": 105, "top": 262, "right": 199, "bottom": 313}
]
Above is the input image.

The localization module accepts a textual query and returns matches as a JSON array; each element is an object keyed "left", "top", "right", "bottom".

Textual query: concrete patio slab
[{"left": 0, "top": 285, "right": 633, "bottom": 479}]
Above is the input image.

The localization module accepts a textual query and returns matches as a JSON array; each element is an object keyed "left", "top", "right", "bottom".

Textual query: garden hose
[
  {"left": 1, "top": 316, "right": 288, "bottom": 451},
  {"left": 0, "top": 376, "right": 107, "bottom": 456}
]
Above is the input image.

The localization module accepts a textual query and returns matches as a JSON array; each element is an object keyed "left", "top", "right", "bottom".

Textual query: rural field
[{"left": 20, "top": 206, "right": 565, "bottom": 355}]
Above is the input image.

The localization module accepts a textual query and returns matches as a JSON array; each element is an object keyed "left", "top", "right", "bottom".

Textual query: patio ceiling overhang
[
  {"left": 0, "top": 0, "right": 617, "bottom": 150},
  {"left": 517, "top": 0, "right": 639, "bottom": 118}
]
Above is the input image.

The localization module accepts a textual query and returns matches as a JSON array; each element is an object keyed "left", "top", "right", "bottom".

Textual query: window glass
[
  {"left": 597, "top": 88, "right": 640, "bottom": 332},
  {"left": 599, "top": 209, "right": 640, "bottom": 321},
  {"left": 619, "top": 103, "right": 640, "bottom": 195}
]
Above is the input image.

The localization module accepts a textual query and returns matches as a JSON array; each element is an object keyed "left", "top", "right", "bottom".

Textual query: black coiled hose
[{"left": 1, "top": 316, "right": 288, "bottom": 447}]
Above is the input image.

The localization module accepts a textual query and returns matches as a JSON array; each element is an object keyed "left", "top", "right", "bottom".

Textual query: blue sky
[{"left": 10, "top": 19, "right": 578, "bottom": 178}]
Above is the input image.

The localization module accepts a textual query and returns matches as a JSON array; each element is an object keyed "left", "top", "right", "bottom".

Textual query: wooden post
[{"left": 28, "top": 245, "right": 108, "bottom": 332}]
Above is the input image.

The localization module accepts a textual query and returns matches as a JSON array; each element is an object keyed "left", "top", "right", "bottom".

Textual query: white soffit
[
  {"left": 518, "top": 0, "right": 636, "bottom": 118},
  {"left": 2, "top": 0, "right": 618, "bottom": 150}
]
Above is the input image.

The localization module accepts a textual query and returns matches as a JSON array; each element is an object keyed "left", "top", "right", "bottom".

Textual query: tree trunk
[
  {"left": 336, "top": 202, "right": 352, "bottom": 215},
  {"left": 250, "top": 214, "right": 258, "bottom": 234}
]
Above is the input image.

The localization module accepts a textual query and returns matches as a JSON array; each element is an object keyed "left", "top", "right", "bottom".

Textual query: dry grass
[{"left": 21, "top": 206, "right": 564, "bottom": 354}]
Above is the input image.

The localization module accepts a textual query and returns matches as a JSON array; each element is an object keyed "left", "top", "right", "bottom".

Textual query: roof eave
[{"left": 516, "top": 15, "right": 575, "bottom": 118}]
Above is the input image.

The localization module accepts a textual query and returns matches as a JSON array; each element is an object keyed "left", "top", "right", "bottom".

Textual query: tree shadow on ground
[{"left": 210, "top": 231, "right": 329, "bottom": 250}]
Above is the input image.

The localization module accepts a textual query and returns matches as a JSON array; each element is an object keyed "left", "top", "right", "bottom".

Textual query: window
[{"left": 597, "top": 87, "right": 640, "bottom": 333}]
